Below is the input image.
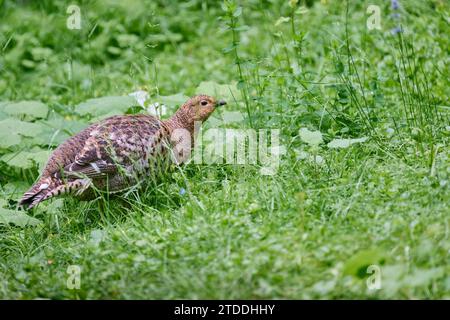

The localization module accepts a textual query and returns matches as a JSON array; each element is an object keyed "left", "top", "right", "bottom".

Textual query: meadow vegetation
[{"left": 0, "top": 0, "right": 448, "bottom": 299}]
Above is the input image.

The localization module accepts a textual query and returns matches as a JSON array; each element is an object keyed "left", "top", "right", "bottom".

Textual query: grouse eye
[{"left": 200, "top": 100, "right": 208, "bottom": 106}]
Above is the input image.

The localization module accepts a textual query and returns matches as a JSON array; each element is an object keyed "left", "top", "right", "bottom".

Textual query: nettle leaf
[
  {"left": 295, "top": 6, "right": 309, "bottom": 14},
  {"left": 147, "top": 32, "right": 183, "bottom": 44},
  {"left": 275, "top": 16, "right": 291, "bottom": 27},
  {"left": 0, "top": 207, "right": 41, "bottom": 227},
  {"left": 327, "top": 137, "right": 368, "bottom": 149},
  {"left": 0, "top": 118, "right": 46, "bottom": 149},
  {"left": 0, "top": 101, "right": 48, "bottom": 120},
  {"left": 299, "top": 128, "right": 323, "bottom": 147},
  {"left": 75, "top": 96, "right": 136, "bottom": 117},
  {"left": 233, "top": 6, "right": 242, "bottom": 17},
  {"left": 0, "top": 148, "right": 51, "bottom": 170},
  {"left": 195, "top": 81, "right": 241, "bottom": 102}
]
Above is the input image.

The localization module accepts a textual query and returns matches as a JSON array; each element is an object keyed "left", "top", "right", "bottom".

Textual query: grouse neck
[{"left": 164, "top": 108, "right": 196, "bottom": 136}]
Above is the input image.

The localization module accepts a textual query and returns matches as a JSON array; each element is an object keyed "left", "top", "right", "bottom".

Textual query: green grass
[{"left": 0, "top": 0, "right": 449, "bottom": 299}]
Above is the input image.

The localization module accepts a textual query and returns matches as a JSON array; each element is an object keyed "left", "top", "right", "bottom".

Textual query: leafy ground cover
[{"left": 0, "top": 0, "right": 448, "bottom": 299}]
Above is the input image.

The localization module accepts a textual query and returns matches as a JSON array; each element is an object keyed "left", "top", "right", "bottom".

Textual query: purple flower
[
  {"left": 391, "top": 26, "right": 402, "bottom": 35},
  {"left": 179, "top": 188, "right": 186, "bottom": 196},
  {"left": 391, "top": 0, "right": 400, "bottom": 10},
  {"left": 390, "top": 0, "right": 402, "bottom": 34}
]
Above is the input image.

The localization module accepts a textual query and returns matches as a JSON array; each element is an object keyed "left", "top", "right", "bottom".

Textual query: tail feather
[
  {"left": 19, "top": 178, "right": 58, "bottom": 209},
  {"left": 25, "top": 191, "right": 50, "bottom": 209},
  {"left": 19, "top": 178, "right": 91, "bottom": 209},
  {"left": 19, "top": 189, "right": 43, "bottom": 206}
]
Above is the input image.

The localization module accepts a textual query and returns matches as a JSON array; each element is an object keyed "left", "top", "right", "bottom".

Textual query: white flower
[
  {"left": 147, "top": 102, "right": 167, "bottom": 117},
  {"left": 128, "top": 90, "right": 149, "bottom": 108}
]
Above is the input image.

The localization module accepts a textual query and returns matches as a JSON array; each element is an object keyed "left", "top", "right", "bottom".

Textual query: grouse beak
[{"left": 217, "top": 100, "right": 227, "bottom": 106}]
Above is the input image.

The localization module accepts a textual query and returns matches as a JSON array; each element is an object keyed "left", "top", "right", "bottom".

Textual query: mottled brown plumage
[{"left": 19, "top": 95, "right": 225, "bottom": 209}]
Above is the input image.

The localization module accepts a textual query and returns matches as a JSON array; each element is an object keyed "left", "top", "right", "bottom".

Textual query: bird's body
[{"left": 19, "top": 95, "right": 225, "bottom": 209}]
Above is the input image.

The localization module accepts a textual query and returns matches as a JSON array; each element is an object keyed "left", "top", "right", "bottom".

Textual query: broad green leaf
[
  {"left": 328, "top": 137, "right": 368, "bottom": 149},
  {"left": 1, "top": 101, "right": 48, "bottom": 120},
  {"left": 0, "top": 110, "right": 7, "bottom": 120},
  {"left": 33, "top": 125, "right": 71, "bottom": 146},
  {"left": 0, "top": 148, "right": 50, "bottom": 170},
  {"left": 35, "top": 199, "right": 64, "bottom": 215},
  {"left": 299, "top": 128, "right": 323, "bottom": 146},
  {"left": 208, "top": 110, "right": 246, "bottom": 128},
  {"left": 343, "top": 248, "right": 386, "bottom": 278},
  {"left": 0, "top": 118, "right": 46, "bottom": 136},
  {"left": 195, "top": 81, "right": 241, "bottom": 101},
  {"left": 0, "top": 118, "right": 46, "bottom": 148},
  {"left": 221, "top": 111, "right": 245, "bottom": 124},
  {"left": 0, "top": 102, "right": 10, "bottom": 120},
  {"left": 0, "top": 207, "right": 41, "bottom": 227},
  {"left": 148, "top": 93, "right": 189, "bottom": 108},
  {"left": 40, "top": 113, "right": 88, "bottom": 144},
  {"left": 75, "top": 96, "right": 136, "bottom": 117},
  {"left": 0, "top": 198, "right": 7, "bottom": 207},
  {"left": 1, "top": 181, "right": 30, "bottom": 199},
  {"left": 91, "top": 110, "right": 125, "bottom": 122},
  {"left": 0, "top": 133, "right": 21, "bottom": 149}
]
